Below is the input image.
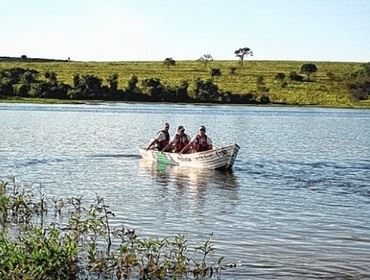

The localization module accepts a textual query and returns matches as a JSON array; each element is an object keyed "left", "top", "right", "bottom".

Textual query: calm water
[{"left": 1, "top": 102, "right": 370, "bottom": 279}]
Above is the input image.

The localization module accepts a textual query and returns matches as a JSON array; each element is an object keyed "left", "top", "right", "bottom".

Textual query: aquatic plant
[{"left": 0, "top": 179, "right": 228, "bottom": 279}]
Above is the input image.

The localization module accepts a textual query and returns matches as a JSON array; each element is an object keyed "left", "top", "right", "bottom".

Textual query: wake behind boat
[{"left": 137, "top": 144, "right": 240, "bottom": 170}]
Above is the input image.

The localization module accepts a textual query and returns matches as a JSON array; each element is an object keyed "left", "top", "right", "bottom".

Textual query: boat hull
[{"left": 137, "top": 144, "right": 240, "bottom": 170}]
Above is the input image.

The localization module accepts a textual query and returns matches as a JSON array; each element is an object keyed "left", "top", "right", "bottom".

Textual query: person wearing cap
[
  {"left": 162, "top": 125, "right": 191, "bottom": 153},
  {"left": 146, "top": 122, "right": 170, "bottom": 150},
  {"left": 180, "top": 125, "right": 213, "bottom": 154}
]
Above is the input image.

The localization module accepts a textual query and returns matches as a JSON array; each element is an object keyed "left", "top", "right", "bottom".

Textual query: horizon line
[{"left": 1, "top": 56, "right": 368, "bottom": 64}]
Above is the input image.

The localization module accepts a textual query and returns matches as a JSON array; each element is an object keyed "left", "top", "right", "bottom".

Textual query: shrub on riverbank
[
  {"left": 0, "top": 179, "right": 227, "bottom": 279},
  {"left": 0, "top": 67, "right": 267, "bottom": 104},
  {"left": 345, "top": 63, "right": 370, "bottom": 101}
]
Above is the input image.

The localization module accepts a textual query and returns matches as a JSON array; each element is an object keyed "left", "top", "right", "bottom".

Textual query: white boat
[{"left": 137, "top": 144, "right": 240, "bottom": 170}]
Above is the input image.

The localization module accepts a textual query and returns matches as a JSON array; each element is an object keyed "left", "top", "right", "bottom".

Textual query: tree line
[{"left": 0, "top": 67, "right": 270, "bottom": 104}]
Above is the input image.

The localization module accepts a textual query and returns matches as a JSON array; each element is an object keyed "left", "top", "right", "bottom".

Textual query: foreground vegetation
[
  {"left": 0, "top": 58, "right": 369, "bottom": 107},
  {"left": 0, "top": 178, "right": 230, "bottom": 279}
]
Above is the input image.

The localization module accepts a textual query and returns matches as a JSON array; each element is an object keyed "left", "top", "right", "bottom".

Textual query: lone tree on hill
[
  {"left": 300, "top": 63, "right": 318, "bottom": 81},
  {"left": 234, "top": 47, "right": 253, "bottom": 66},
  {"left": 163, "top": 57, "right": 176, "bottom": 69},
  {"left": 197, "top": 54, "right": 214, "bottom": 68}
]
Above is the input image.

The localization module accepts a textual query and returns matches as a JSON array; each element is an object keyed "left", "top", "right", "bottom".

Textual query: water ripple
[{"left": 1, "top": 103, "right": 370, "bottom": 279}]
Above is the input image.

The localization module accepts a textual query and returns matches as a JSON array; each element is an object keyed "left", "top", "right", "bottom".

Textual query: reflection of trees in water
[{"left": 138, "top": 159, "right": 240, "bottom": 210}]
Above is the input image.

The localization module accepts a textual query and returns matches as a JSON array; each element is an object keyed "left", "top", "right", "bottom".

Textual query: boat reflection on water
[
  {"left": 138, "top": 158, "right": 240, "bottom": 221},
  {"left": 138, "top": 158, "right": 240, "bottom": 191}
]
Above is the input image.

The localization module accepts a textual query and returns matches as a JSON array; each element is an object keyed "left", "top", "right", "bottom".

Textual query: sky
[{"left": 1, "top": 0, "right": 370, "bottom": 62}]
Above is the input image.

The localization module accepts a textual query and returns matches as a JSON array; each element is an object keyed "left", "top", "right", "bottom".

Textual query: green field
[{"left": 1, "top": 59, "right": 369, "bottom": 107}]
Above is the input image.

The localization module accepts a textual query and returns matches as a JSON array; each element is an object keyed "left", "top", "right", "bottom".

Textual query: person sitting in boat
[
  {"left": 146, "top": 122, "right": 170, "bottom": 151},
  {"left": 162, "top": 125, "right": 191, "bottom": 153},
  {"left": 180, "top": 125, "right": 213, "bottom": 153}
]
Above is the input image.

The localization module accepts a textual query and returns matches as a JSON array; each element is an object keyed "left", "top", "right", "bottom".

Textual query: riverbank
[
  {"left": 1, "top": 95, "right": 370, "bottom": 109},
  {"left": 1, "top": 60, "right": 369, "bottom": 108},
  {"left": 0, "top": 96, "right": 84, "bottom": 104}
]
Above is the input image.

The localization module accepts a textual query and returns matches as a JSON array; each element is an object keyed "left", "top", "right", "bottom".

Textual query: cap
[
  {"left": 177, "top": 125, "right": 185, "bottom": 131},
  {"left": 199, "top": 125, "right": 206, "bottom": 132}
]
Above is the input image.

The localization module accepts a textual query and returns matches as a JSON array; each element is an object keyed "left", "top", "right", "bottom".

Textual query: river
[{"left": 1, "top": 102, "right": 370, "bottom": 279}]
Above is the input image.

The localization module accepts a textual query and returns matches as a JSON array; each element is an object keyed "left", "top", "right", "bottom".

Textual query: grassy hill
[{"left": 1, "top": 59, "right": 369, "bottom": 107}]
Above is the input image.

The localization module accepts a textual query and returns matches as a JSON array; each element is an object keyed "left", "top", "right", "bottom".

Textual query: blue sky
[{"left": 1, "top": 0, "right": 369, "bottom": 62}]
